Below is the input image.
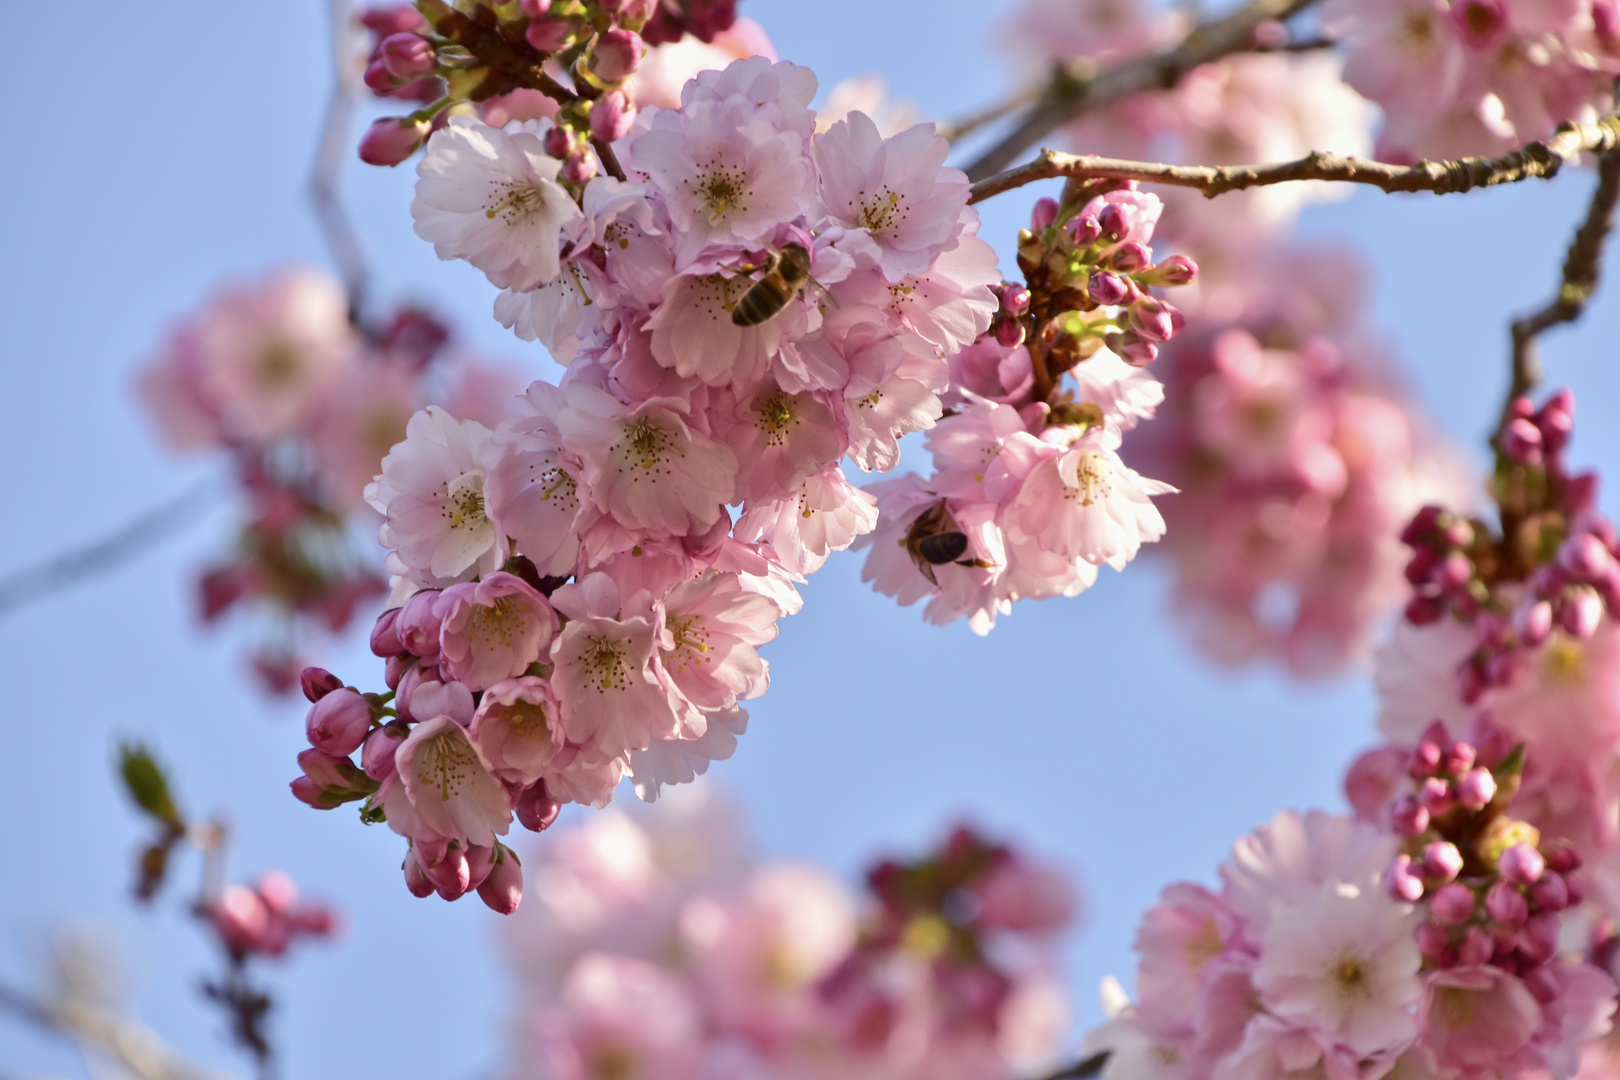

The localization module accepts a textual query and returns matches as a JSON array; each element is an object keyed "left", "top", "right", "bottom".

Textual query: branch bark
[
  {"left": 968, "top": 116, "right": 1620, "bottom": 204},
  {"left": 1503, "top": 147, "right": 1620, "bottom": 412},
  {"left": 1031, "top": 1050, "right": 1110, "bottom": 1080},
  {"left": 963, "top": 0, "right": 1319, "bottom": 181},
  {"left": 310, "top": 0, "right": 370, "bottom": 321}
]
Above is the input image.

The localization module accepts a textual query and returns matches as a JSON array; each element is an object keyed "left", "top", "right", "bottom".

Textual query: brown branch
[
  {"left": 1030, "top": 1050, "right": 1110, "bottom": 1080},
  {"left": 938, "top": 86, "right": 1043, "bottom": 143},
  {"left": 963, "top": 0, "right": 1319, "bottom": 182},
  {"left": 1503, "top": 147, "right": 1620, "bottom": 414},
  {"left": 592, "top": 135, "right": 628, "bottom": 181},
  {"left": 968, "top": 116, "right": 1620, "bottom": 204},
  {"left": 311, "top": 0, "right": 370, "bottom": 320}
]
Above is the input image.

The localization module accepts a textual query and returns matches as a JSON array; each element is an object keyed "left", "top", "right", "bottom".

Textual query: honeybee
[
  {"left": 903, "top": 501, "right": 991, "bottom": 586},
  {"left": 731, "top": 242, "right": 823, "bottom": 327}
]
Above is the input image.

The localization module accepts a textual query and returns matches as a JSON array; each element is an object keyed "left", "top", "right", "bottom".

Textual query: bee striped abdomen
[{"left": 731, "top": 243, "right": 813, "bottom": 327}]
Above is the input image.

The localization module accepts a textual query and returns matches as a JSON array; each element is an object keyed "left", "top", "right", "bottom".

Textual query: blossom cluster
[
  {"left": 135, "top": 268, "right": 518, "bottom": 692},
  {"left": 500, "top": 790, "right": 1076, "bottom": 1080},
  {"left": 206, "top": 870, "right": 339, "bottom": 960},
  {"left": 856, "top": 185, "right": 1193, "bottom": 632},
  {"left": 292, "top": 54, "right": 1025, "bottom": 907},
  {"left": 1085, "top": 804, "right": 1616, "bottom": 1080}
]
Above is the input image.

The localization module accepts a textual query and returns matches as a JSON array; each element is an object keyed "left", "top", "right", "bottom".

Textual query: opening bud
[
  {"left": 1529, "top": 872, "right": 1569, "bottom": 913},
  {"left": 590, "top": 90, "right": 636, "bottom": 144},
  {"left": 1501, "top": 418, "right": 1543, "bottom": 464},
  {"left": 380, "top": 33, "right": 436, "bottom": 81},
  {"left": 300, "top": 667, "right": 343, "bottom": 703},
  {"left": 359, "top": 116, "right": 430, "bottom": 167},
  {"left": 1108, "top": 241, "right": 1151, "bottom": 273},
  {"left": 403, "top": 848, "right": 435, "bottom": 898},
  {"left": 589, "top": 29, "right": 644, "bottom": 84},
  {"left": 370, "top": 608, "right": 405, "bottom": 657},
  {"left": 526, "top": 17, "right": 573, "bottom": 52},
  {"left": 1385, "top": 854, "right": 1426, "bottom": 901},
  {"left": 1560, "top": 585, "right": 1604, "bottom": 639},
  {"left": 1498, "top": 843, "right": 1545, "bottom": 885},
  {"left": 478, "top": 845, "right": 524, "bottom": 914},
  {"left": 1030, "top": 197, "right": 1058, "bottom": 232},
  {"left": 1088, "top": 271, "right": 1129, "bottom": 306},
  {"left": 306, "top": 688, "right": 372, "bottom": 757},
  {"left": 1391, "top": 794, "right": 1429, "bottom": 836},
  {"left": 1071, "top": 216, "right": 1102, "bottom": 245}
]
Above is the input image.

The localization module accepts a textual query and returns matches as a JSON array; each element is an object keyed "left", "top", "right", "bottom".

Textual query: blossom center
[
  {"left": 691, "top": 160, "right": 750, "bottom": 226},
  {"left": 469, "top": 595, "right": 526, "bottom": 649},
  {"left": 581, "top": 634, "right": 635, "bottom": 692},
  {"left": 754, "top": 393, "right": 798, "bottom": 445},
  {"left": 588, "top": 1043, "right": 638, "bottom": 1080},
  {"left": 1397, "top": 9, "right": 1435, "bottom": 51},
  {"left": 256, "top": 340, "right": 301, "bottom": 386},
  {"left": 616, "top": 417, "right": 677, "bottom": 474},
  {"left": 1542, "top": 633, "right": 1587, "bottom": 686},
  {"left": 444, "top": 473, "right": 488, "bottom": 530},
  {"left": 664, "top": 614, "right": 713, "bottom": 671},
  {"left": 855, "top": 188, "right": 906, "bottom": 237},
  {"left": 504, "top": 700, "right": 553, "bottom": 739},
  {"left": 1067, "top": 452, "right": 1111, "bottom": 507},
  {"left": 536, "top": 464, "right": 580, "bottom": 512},
  {"left": 484, "top": 180, "right": 548, "bottom": 224},
  {"left": 415, "top": 732, "right": 479, "bottom": 802},
  {"left": 1328, "top": 948, "right": 1373, "bottom": 1001}
]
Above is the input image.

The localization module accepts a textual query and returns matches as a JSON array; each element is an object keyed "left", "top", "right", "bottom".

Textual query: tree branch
[
  {"left": 1504, "top": 147, "right": 1620, "bottom": 411},
  {"left": 311, "top": 0, "right": 370, "bottom": 321},
  {"left": 968, "top": 116, "right": 1620, "bottom": 204},
  {"left": 962, "top": 0, "right": 1320, "bottom": 181},
  {"left": 1031, "top": 1050, "right": 1110, "bottom": 1080}
]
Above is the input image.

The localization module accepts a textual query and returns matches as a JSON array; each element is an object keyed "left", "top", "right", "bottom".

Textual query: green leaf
[{"left": 117, "top": 742, "right": 182, "bottom": 828}]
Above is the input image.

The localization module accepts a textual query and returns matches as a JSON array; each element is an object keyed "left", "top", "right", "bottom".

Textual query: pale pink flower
[
  {"left": 366, "top": 406, "right": 506, "bottom": 587},
  {"left": 659, "top": 571, "right": 779, "bottom": 711},
  {"left": 1252, "top": 880, "right": 1422, "bottom": 1057},
  {"left": 549, "top": 573, "right": 682, "bottom": 757},
  {"left": 843, "top": 338, "right": 947, "bottom": 473},
  {"left": 539, "top": 953, "right": 704, "bottom": 1080},
  {"left": 469, "top": 676, "right": 566, "bottom": 786},
  {"left": 1135, "top": 883, "right": 1244, "bottom": 1032},
  {"left": 929, "top": 399, "right": 1032, "bottom": 504},
  {"left": 485, "top": 381, "right": 587, "bottom": 578},
  {"left": 493, "top": 262, "right": 606, "bottom": 364},
  {"left": 1420, "top": 965, "right": 1544, "bottom": 1077},
  {"left": 390, "top": 716, "right": 513, "bottom": 847},
  {"left": 815, "top": 74, "right": 924, "bottom": 137},
  {"left": 880, "top": 226, "right": 1003, "bottom": 355},
  {"left": 734, "top": 464, "right": 879, "bottom": 575},
  {"left": 723, "top": 384, "right": 844, "bottom": 503},
  {"left": 1322, "top": 0, "right": 1466, "bottom": 121},
  {"left": 625, "top": 18, "right": 776, "bottom": 110},
  {"left": 644, "top": 271, "right": 786, "bottom": 387},
  {"left": 1221, "top": 810, "right": 1397, "bottom": 939},
  {"left": 412, "top": 117, "right": 585, "bottom": 292},
  {"left": 1213, "top": 1015, "right": 1362, "bottom": 1080},
  {"left": 813, "top": 113, "right": 969, "bottom": 282},
  {"left": 555, "top": 383, "right": 738, "bottom": 536},
  {"left": 307, "top": 361, "right": 417, "bottom": 508},
  {"left": 435, "top": 572, "right": 558, "bottom": 691},
  {"left": 625, "top": 707, "right": 747, "bottom": 801},
  {"left": 1074, "top": 350, "right": 1165, "bottom": 433}
]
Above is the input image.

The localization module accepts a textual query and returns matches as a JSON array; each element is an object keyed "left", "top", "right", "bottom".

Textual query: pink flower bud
[
  {"left": 1560, "top": 533, "right": 1612, "bottom": 580},
  {"left": 1029, "top": 198, "right": 1058, "bottom": 232},
  {"left": 525, "top": 17, "right": 572, "bottom": 52},
  {"left": 464, "top": 844, "right": 496, "bottom": 890},
  {"left": 371, "top": 609, "right": 405, "bottom": 657},
  {"left": 1409, "top": 739, "right": 1442, "bottom": 779},
  {"left": 1439, "top": 741, "right": 1476, "bottom": 777},
  {"left": 1434, "top": 552, "right": 1472, "bottom": 589},
  {"left": 362, "top": 721, "right": 408, "bottom": 781},
  {"left": 1514, "top": 600, "right": 1554, "bottom": 647},
  {"left": 1560, "top": 585, "right": 1604, "bottom": 638},
  {"left": 359, "top": 116, "right": 429, "bottom": 166},
  {"left": 564, "top": 147, "right": 597, "bottom": 184},
  {"left": 543, "top": 125, "right": 573, "bottom": 158},
  {"left": 478, "top": 846, "right": 524, "bottom": 914},
  {"left": 1402, "top": 505, "right": 1445, "bottom": 543},
  {"left": 1109, "top": 241, "right": 1151, "bottom": 273},
  {"left": 1001, "top": 284, "right": 1031, "bottom": 317},
  {"left": 1420, "top": 777, "right": 1455, "bottom": 816},
  {"left": 1386, "top": 855, "right": 1426, "bottom": 901},
  {"left": 1597, "top": 0, "right": 1620, "bottom": 40},
  {"left": 1154, "top": 254, "right": 1197, "bottom": 285},
  {"left": 1392, "top": 795, "right": 1430, "bottom": 836},
  {"left": 1089, "top": 271, "right": 1129, "bottom": 306},
  {"left": 300, "top": 666, "right": 343, "bottom": 703},
  {"left": 210, "top": 884, "right": 271, "bottom": 954},
  {"left": 590, "top": 29, "right": 643, "bottom": 83},
  {"left": 993, "top": 317, "right": 1024, "bottom": 348},
  {"left": 306, "top": 688, "right": 372, "bottom": 757},
  {"left": 1486, "top": 880, "right": 1529, "bottom": 926},
  {"left": 1545, "top": 844, "right": 1584, "bottom": 874},
  {"left": 298, "top": 748, "right": 360, "bottom": 790},
  {"left": 257, "top": 871, "right": 298, "bottom": 916},
  {"left": 1517, "top": 913, "right": 1560, "bottom": 963},
  {"left": 1118, "top": 337, "right": 1158, "bottom": 367},
  {"left": 1501, "top": 418, "right": 1543, "bottom": 464},
  {"left": 1530, "top": 872, "right": 1569, "bottom": 913},
  {"left": 403, "top": 848, "right": 435, "bottom": 898},
  {"left": 516, "top": 779, "right": 562, "bottom": 832},
  {"left": 1499, "top": 844, "right": 1545, "bottom": 885},
  {"left": 1097, "top": 203, "right": 1126, "bottom": 242},
  {"left": 1456, "top": 767, "right": 1497, "bottom": 811},
  {"left": 1567, "top": 472, "right": 1600, "bottom": 511},
  {"left": 289, "top": 776, "right": 344, "bottom": 809},
  {"left": 381, "top": 32, "right": 436, "bottom": 80},
  {"left": 398, "top": 590, "right": 443, "bottom": 661},
  {"left": 1538, "top": 389, "right": 1575, "bottom": 452},
  {"left": 520, "top": 0, "right": 552, "bottom": 14},
  {"left": 1458, "top": 925, "right": 1494, "bottom": 965},
  {"left": 1130, "top": 298, "right": 1183, "bottom": 342},
  {"left": 1405, "top": 596, "right": 1443, "bottom": 624},
  {"left": 1416, "top": 919, "right": 1451, "bottom": 959},
  {"left": 1070, "top": 215, "right": 1102, "bottom": 245},
  {"left": 1567, "top": 874, "right": 1586, "bottom": 905},
  {"left": 1431, "top": 882, "right": 1476, "bottom": 925},
  {"left": 422, "top": 844, "right": 471, "bottom": 899},
  {"left": 364, "top": 58, "right": 403, "bottom": 94},
  {"left": 590, "top": 90, "right": 635, "bottom": 143},
  {"left": 1522, "top": 964, "right": 1560, "bottom": 1003},
  {"left": 1423, "top": 841, "right": 1464, "bottom": 883}
]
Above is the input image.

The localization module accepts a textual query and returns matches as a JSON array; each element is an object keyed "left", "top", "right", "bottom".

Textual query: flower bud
[
  {"left": 526, "top": 17, "right": 572, "bottom": 52},
  {"left": 1434, "top": 552, "right": 1473, "bottom": 589},
  {"left": 363, "top": 721, "right": 408, "bottom": 782},
  {"left": 300, "top": 666, "right": 343, "bottom": 703},
  {"left": 1109, "top": 241, "right": 1151, "bottom": 273},
  {"left": 1544, "top": 843, "right": 1584, "bottom": 874},
  {"left": 1538, "top": 389, "right": 1575, "bottom": 452},
  {"left": 1130, "top": 298, "right": 1184, "bottom": 342},
  {"left": 1499, "top": 843, "right": 1545, "bottom": 885},
  {"left": 1416, "top": 919, "right": 1451, "bottom": 959},
  {"left": 1501, "top": 417, "right": 1543, "bottom": 464},
  {"left": 1386, "top": 854, "right": 1426, "bottom": 901},
  {"left": 359, "top": 116, "right": 430, "bottom": 167},
  {"left": 1070, "top": 215, "right": 1102, "bottom": 245},
  {"left": 297, "top": 748, "right": 363, "bottom": 791},
  {"left": 1522, "top": 964, "right": 1560, "bottom": 1003},
  {"left": 464, "top": 844, "right": 496, "bottom": 890},
  {"left": 422, "top": 844, "right": 471, "bottom": 899},
  {"left": 993, "top": 317, "right": 1024, "bottom": 348},
  {"left": 520, "top": 0, "right": 552, "bottom": 14},
  {"left": 1560, "top": 533, "right": 1612, "bottom": 581},
  {"left": 1486, "top": 880, "right": 1529, "bottom": 926},
  {"left": 1423, "top": 841, "right": 1464, "bottom": 883},
  {"left": 1097, "top": 203, "right": 1127, "bottom": 242},
  {"left": 289, "top": 776, "right": 345, "bottom": 809},
  {"left": 590, "top": 29, "right": 643, "bottom": 83},
  {"left": 1029, "top": 198, "right": 1058, "bottom": 232},
  {"left": 543, "top": 125, "right": 573, "bottom": 159},
  {"left": 1439, "top": 741, "right": 1476, "bottom": 778},
  {"left": 402, "top": 848, "right": 435, "bottom": 898},
  {"left": 1567, "top": 472, "right": 1600, "bottom": 511},
  {"left": 306, "top": 688, "right": 372, "bottom": 757},
  {"left": 590, "top": 90, "right": 635, "bottom": 144},
  {"left": 1391, "top": 795, "right": 1430, "bottom": 836},
  {"left": 1517, "top": 912, "right": 1560, "bottom": 963},
  {"left": 1405, "top": 595, "right": 1443, "bottom": 624},
  {"left": 1514, "top": 599, "right": 1554, "bottom": 647},
  {"left": 1152, "top": 254, "right": 1197, "bottom": 285},
  {"left": 1431, "top": 882, "right": 1476, "bottom": 925},
  {"left": 398, "top": 590, "right": 443, "bottom": 661},
  {"left": 1118, "top": 337, "right": 1158, "bottom": 367},
  {"left": 364, "top": 58, "right": 403, "bottom": 94},
  {"left": 1088, "top": 271, "right": 1129, "bottom": 306},
  {"left": 1560, "top": 585, "right": 1604, "bottom": 639},
  {"left": 1409, "top": 739, "right": 1442, "bottom": 779},
  {"left": 478, "top": 846, "right": 524, "bottom": 914},
  {"left": 1420, "top": 777, "right": 1455, "bottom": 816},
  {"left": 371, "top": 608, "right": 405, "bottom": 657},
  {"left": 1530, "top": 872, "right": 1569, "bottom": 913},
  {"left": 516, "top": 779, "right": 563, "bottom": 832},
  {"left": 1458, "top": 925, "right": 1493, "bottom": 965},
  {"left": 564, "top": 147, "right": 597, "bottom": 184},
  {"left": 1456, "top": 767, "right": 1497, "bottom": 811},
  {"left": 381, "top": 32, "right": 436, "bottom": 81},
  {"left": 210, "top": 885, "right": 271, "bottom": 955},
  {"left": 384, "top": 653, "right": 413, "bottom": 691},
  {"left": 1001, "top": 284, "right": 1031, "bottom": 317}
]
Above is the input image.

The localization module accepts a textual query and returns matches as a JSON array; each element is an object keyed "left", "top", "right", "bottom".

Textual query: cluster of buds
[
  {"left": 1384, "top": 723, "right": 1584, "bottom": 984},
  {"left": 207, "top": 871, "right": 339, "bottom": 959},
  {"left": 823, "top": 826, "right": 1074, "bottom": 1039},
  {"left": 358, "top": 0, "right": 719, "bottom": 167},
  {"left": 1017, "top": 185, "right": 1195, "bottom": 378},
  {"left": 1398, "top": 389, "right": 1617, "bottom": 701}
]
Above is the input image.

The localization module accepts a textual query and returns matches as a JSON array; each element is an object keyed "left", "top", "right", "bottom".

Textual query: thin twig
[
  {"left": 592, "top": 135, "right": 628, "bottom": 181},
  {"left": 1031, "top": 1050, "right": 1110, "bottom": 1080},
  {"left": 311, "top": 0, "right": 370, "bottom": 320},
  {"left": 938, "top": 86, "right": 1043, "bottom": 143},
  {"left": 0, "top": 479, "right": 216, "bottom": 619},
  {"left": 1503, "top": 147, "right": 1620, "bottom": 414},
  {"left": 963, "top": 0, "right": 1319, "bottom": 181},
  {"left": 0, "top": 979, "right": 244, "bottom": 1080},
  {"left": 968, "top": 115, "right": 1620, "bottom": 204}
]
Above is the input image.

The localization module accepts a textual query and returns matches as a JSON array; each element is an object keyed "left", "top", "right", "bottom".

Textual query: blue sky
[{"left": 4, "top": 1, "right": 1620, "bottom": 1078}]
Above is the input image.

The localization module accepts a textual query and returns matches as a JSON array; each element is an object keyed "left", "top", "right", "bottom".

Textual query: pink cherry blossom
[
  {"left": 469, "top": 676, "right": 567, "bottom": 786},
  {"left": 734, "top": 464, "right": 879, "bottom": 574},
  {"left": 435, "top": 572, "right": 558, "bottom": 691},
  {"left": 389, "top": 715, "right": 513, "bottom": 847}
]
